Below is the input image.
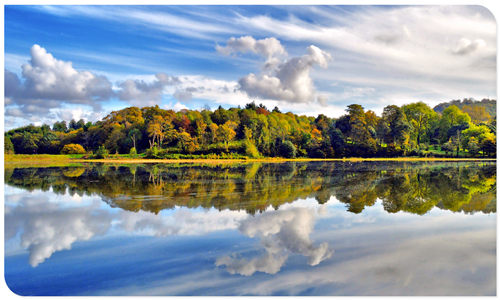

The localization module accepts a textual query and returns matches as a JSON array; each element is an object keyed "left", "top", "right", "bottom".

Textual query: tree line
[{"left": 4, "top": 99, "right": 497, "bottom": 158}]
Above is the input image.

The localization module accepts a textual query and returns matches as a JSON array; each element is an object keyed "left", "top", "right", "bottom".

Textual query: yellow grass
[
  {"left": 84, "top": 157, "right": 496, "bottom": 164},
  {"left": 4, "top": 154, "right": 495, "bottom": 167},
  {"left": 4, "top": 154, "right": 85, "bottom": 168}
]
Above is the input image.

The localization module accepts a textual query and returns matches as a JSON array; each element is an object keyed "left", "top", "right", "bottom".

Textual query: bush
[
  {"left": 60, "top": 144, "right": 86, "bottom": 154},
  {"left": 280, "top": 141, "right": 296, "bottom": 158},
  {"left": 145, "top": 147, "right": 159, "bottom": 159},
  {"left": 93, "top": 146, "right": 108, "bottom": 159},
  {"left": 4, "top": 135, "right": 14, "bottom": 154},
  {"left": 244, "top": 141, "right": 260, "bottom": 158},
  {"left": 129, "top": 147, "right": 137, "bottom": 156}
]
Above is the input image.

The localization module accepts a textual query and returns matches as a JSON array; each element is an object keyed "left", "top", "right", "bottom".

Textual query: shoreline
[
  {"left": 4, "top": 154, "right": 496, "bottom": 167},
  {"left": 82, "top": 157, "right": 497, "bottom": 163}
]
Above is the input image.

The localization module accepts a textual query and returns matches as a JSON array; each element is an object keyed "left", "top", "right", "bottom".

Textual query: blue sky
[{"left": 4, "top": 5, "right": 497, "bottom": 129}]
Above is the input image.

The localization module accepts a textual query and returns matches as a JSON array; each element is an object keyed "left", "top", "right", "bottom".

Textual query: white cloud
[
  {"left": 234, "top": 6, "right": 496, "bottom": 109},
  {"left": 238, "top": 45, "right": 332, "bottom": 103},
  {"left": 317, "top": 95, "right": 328, "bottom": 107},
  {"left": 452, "top": 38, "right": 486, "bottom": 55},
  {"left": 173, "top": 89, "right": 193, "bottom": 101},
  {"left": 36, "top": 5, "right": 237, "bottom": 40},
  {"left": 216, "top": 36, "right": 287, "bottom": 59},
  {"left": 4, "top": 44, "right": 115, "bottom": 123},
  {"left": 117, "top": 73, "right": 180, "bottom": 106},
  {"left": 20, "top": 44, "right": 113, "bottom": 104}
]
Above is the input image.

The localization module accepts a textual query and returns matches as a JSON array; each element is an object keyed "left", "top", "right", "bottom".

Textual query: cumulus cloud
[
  {"left": 452, "top": 38, "right": 486, "bottom": 55},
  {"left": 12, "top": 44, "right": 113, "bottom": 104},
  {"left": 238, "top": 45, "right": 332, "bottom": 103},
  {"left": 117, "top": 73, "right": 180, "bottom": 106},
  {"left": 317, "top": 95, "right": 328, "bottom": 107},
  {"left": 172, "top": 86, "right": 206, "bottom": 102},
  {"left": 4, "top": 44, "right": 114, "bottom": 122},
  {"left": 216, "top": 207, "right": 333, "bottom": 276},
  {"left": 173, "top": 90, "right": 193, "bottom": 101},
  {"left": 216, "top": 36, "right": 287, "bottom": 59},
  {"left": 4, "top": 69, "right": 21, "bottom": 98},
  {"left": 234, "top": 6, "right": 496, "bottom": 111}
]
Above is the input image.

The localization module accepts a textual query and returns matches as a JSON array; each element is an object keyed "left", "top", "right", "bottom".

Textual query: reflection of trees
[{"left": 4, "top": 162, "right": 496, "bottom": 216}]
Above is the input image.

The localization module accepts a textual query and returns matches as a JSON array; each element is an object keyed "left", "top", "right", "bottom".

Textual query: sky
[{"left": 3, "top": 5, "right": 497, "bottom": 130}]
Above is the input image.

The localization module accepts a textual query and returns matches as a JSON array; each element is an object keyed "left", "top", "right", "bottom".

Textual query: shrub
[
  {"left": 129, "top": 147, "right": 137, "bottom": 156},
  {"left": 4, "top": 135, "right": 14, "bottom": 154},
  {"left": 145, "top": 147, "right": 159, "bottom": 159},
  {"left": 60, "top": 143, "right": 86, "bottom": 154},
  {"left": 280, "top": 141, "right": 296, "bottom": 158},
  {"left": 244, "top": 141, "right": 260, "bottom": 158},
  {"left": 93, "top": 145, "right": 108, "bottom": 159}
]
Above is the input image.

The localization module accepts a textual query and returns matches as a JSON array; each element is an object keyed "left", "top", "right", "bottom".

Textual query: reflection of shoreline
[
  {"left": 5, "top": 162, "right": 497, "bottom": 216},
  {"left": 3, "top": 162, "right": 496, "bottom": 267},
  {"left": 216, "top": 206, "right": 333, "bottom": 276}
]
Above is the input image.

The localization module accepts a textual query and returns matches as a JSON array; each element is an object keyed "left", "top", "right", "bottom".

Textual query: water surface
[{"left": 4, "top": 161, "right": 496, "bottom": 296}]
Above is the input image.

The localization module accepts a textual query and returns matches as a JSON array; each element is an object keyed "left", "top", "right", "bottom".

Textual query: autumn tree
[{"left": 462, "top": 105, "right": 491, "bottom": 125}]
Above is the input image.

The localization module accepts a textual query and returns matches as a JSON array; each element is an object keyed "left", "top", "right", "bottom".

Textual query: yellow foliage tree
[{"left": 61, "top": 143, "right": 86, "bottom": 154}]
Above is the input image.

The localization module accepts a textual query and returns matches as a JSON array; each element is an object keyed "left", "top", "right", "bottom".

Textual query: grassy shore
[
  {"left": 4, "top": 154, "right": 495, "bottom": 166},
  {"left": 83, "top": 157, "right": 496, "bottom": 164},
  {"left": 4, "top": 154, "right": 86, "bottom": 168}
]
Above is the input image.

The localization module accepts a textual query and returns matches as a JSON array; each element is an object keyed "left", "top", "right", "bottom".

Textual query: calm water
[{"left": 4, "top": 161, "right": 496, "bottom": 296}]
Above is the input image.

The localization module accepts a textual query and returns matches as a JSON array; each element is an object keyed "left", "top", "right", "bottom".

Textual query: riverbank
[{"left": 4, "top": 154, "right": 496, "bottom": 166}]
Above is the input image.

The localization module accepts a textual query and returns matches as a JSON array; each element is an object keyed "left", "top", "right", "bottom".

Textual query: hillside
[{"left": 433, "top": 98, "right": 496, "bottom": 117}]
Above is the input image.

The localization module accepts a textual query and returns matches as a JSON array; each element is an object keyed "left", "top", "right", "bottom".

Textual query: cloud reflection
[
  {"left": 5, "top": 194, "right": 112, "bottom": 267},
  {"left": 216, "top": 206, "right": 333, "bottom": 275}
]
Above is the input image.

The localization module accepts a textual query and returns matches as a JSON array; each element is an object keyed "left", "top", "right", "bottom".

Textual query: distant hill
[{"left": 433, "top": 98, "right": 496, "bottom": 117}]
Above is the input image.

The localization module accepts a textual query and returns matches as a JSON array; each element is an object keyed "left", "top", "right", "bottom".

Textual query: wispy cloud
[{"left": 35, "top": 5, "right": 240, "bottom": 40}]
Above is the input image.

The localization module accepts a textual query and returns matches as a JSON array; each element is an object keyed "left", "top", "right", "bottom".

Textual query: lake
[{"left": 4, "top": 161, "right": 496, "bottom": 296}]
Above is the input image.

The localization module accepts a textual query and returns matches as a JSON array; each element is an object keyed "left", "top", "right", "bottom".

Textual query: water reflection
[
  {"left": 216, "top": 206, "right": 333, "bottom": 276},
  {"left": 4, "top": 162, "right": 497, "bottom": 216},
  {"left": 5, "top": 193, "right": 111, "bottom": 267},
  {"left": 3, "top": 162, "right": 496, "bottom": 296}
]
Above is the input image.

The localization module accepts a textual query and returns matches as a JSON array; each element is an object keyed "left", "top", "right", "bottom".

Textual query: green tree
[
  {"left": 94, "top": 145, "right": 108, "bottom": 159},
  {"left": 381, "top": 105, "right": 412, "bottom": 147},
  {"left": 461, "top": 124, "right": 494, "bottom": 151},
  {"left": 481, "top": 137, "right": 496, "bottom": 157},
  {"left": 20, "top": 132, "right": 39, "bottom": 154},
  {"left": 402, "top": 102, "right": 438, "bottom": 145},
  {"left": 467, "top": 137, "right": 480, "bottom": 157},
  {"left": 439, "top": 105, "right": 471, "bottom": 143},
  {"left": 4, "top": 134, "right": 14, "bottom": 154},
  {"left": 177, "top": 132, "right": 196, "bottom": 153},
  {"left": 280, "top": 140, "right": 296, "bottom": 158},
  {"left": 216, "top": 122, "right": 236, "bottom": 148},
  {"left": 128, "top": 128, "right": 142, "bottom": 150}
]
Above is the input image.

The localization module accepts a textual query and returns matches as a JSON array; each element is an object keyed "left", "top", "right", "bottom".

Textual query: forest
[{"left": 4, "top": 98, "right": 497, "bottom": 159}]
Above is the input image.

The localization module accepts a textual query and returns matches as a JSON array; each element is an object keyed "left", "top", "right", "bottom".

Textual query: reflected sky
[{"left": 4, "top": 162, "right": 497, "bottom": 296}]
